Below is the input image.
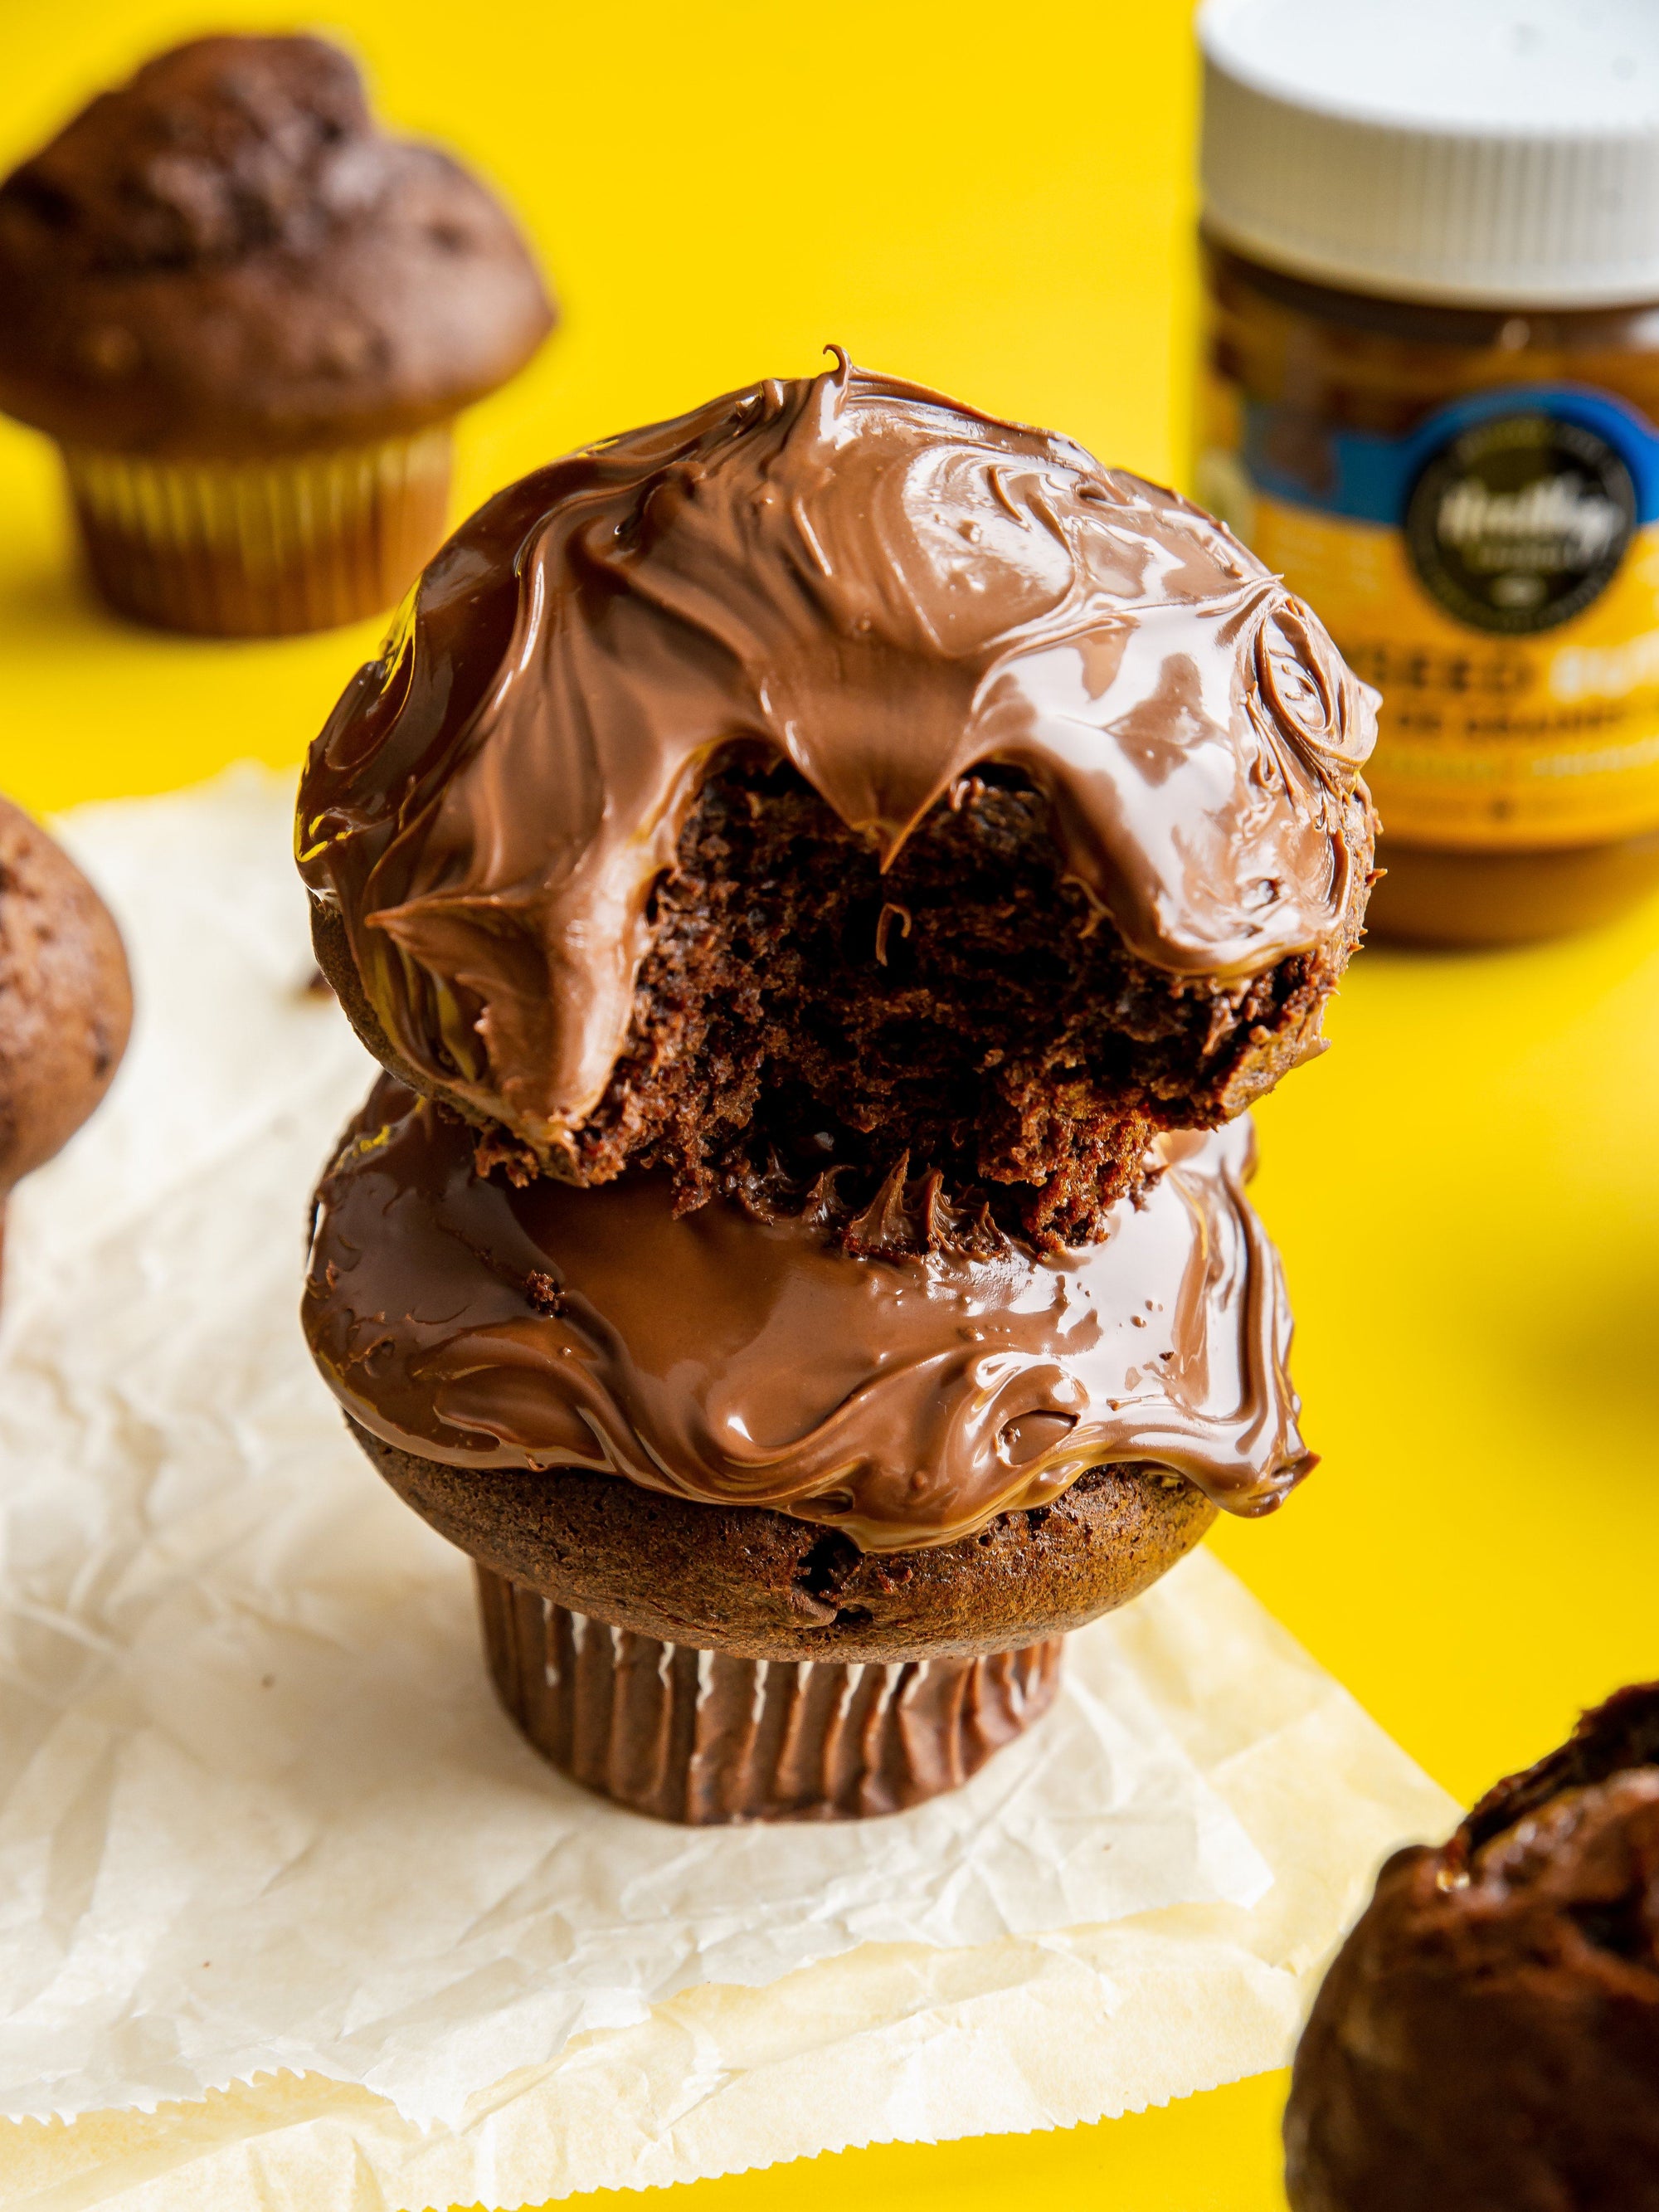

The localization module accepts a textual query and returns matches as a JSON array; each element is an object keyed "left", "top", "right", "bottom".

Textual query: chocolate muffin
[
  {"left": 298, "top": 360, "right": 1377, "bottom": 1247},
  {"left": 1284, "top": 1682, "right": 1659, "bottom": 2211},
  {"left": 0, "top": 35, "right": 553, "bottom": 636},
  {"left": 304, "top": 1081, "right": 1304, "bottom": 1818},
  {"left": 1, "top": 797, "right": 131, "bottom": 1271},
  {"left": 297, "top": 359, "right": 1376, "bottom": 1823}
]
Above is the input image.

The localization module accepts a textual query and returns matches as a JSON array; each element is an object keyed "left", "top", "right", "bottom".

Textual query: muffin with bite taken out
[{"left": 298, "top": 357, "right": 1378, "bottom": 1823}]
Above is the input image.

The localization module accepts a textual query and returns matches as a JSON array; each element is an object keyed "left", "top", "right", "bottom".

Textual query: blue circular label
[{"left": 1404, "top": 410, "right": 1637, "bottom": 636}]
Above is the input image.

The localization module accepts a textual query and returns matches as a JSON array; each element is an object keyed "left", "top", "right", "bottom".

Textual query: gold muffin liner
[
  {"left": 61, "top": 427, "right": 453, "bottom": 637},
  {"left": 475, "top": 1565, "right": 1065, "bottom": 1825}
]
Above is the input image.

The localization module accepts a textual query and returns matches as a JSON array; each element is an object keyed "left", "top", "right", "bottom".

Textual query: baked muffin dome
[
  {"left": 299, "top": 358, "right": 1378, "bottom": 1245},
  {"left": 0, "top": 797, "right": 131, "bottom": 1221},
  {"left": 1285, "top": 1682, "right": 1659, "bottom": 2212},
  {"left": 0, "top": 35, "right": 554, "bottom": 636},
  {"left": 0, "top": 34, "right": 553, "bottom": 460}
]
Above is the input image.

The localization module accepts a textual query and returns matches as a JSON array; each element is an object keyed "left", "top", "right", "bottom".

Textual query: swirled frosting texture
[
  {"left": 303, "top": 1078, "right": 1311, "bottom": 1553},
  {"left": 297, "top": 360, "right": 1376, "bottom": 1164}
]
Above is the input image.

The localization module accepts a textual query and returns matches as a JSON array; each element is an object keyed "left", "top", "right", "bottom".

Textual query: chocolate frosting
[
  {"left": 1285, "top": 1682, "right": 1659, "bottom": 2212},
  {"left": 303, "top": 1076, "right": 1311, "bottom": 1553},
  {"left": 0, "top": 36, "right": 554, "bottom": 456},
  {"left": 297, "top": 359, "right": 1377, "bottom": 1171}
]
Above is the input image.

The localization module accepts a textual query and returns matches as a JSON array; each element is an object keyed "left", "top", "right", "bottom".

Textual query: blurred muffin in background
[
  {"left": 0, "top": 797, "right": 131, "bottom": 1284},
  {"left": 0, "top": 35, "right": 555, "bottom": 636}
]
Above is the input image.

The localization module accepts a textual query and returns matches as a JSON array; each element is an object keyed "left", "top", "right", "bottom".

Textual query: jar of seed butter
[{"left": 1196, "top": 0, "right": 1659, "bottom": 944}]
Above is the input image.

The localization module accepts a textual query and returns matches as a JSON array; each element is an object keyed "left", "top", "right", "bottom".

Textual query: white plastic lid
[{"left": 1199, "top": 0, "right": 1659, "bottom": 307}]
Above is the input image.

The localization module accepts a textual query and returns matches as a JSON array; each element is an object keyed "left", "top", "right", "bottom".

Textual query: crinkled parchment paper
[{"left": 0, "top": 773, "right": 1455, "bottom": 2207}]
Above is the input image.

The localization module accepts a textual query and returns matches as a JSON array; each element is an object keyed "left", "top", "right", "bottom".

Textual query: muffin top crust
[{"left": 0, "top": 35, "right": 554, "bottom": 457}]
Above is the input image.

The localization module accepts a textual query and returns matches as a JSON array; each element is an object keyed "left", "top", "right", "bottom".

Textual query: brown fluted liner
[
  {"left": 475, "top": 1565, "right": 1064, "bottom": 1824},
  {"left": 61, "top": 427, "right": 452, "bottom": 636}
]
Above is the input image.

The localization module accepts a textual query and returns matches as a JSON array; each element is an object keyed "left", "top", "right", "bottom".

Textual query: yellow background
[{"left": 2, "top": 2, "right": 1657, "bottom": 2205}]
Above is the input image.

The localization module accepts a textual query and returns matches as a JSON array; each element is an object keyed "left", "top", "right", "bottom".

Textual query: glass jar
[{"left": 1196, "top": 0, "right": 1659, "bottom": 946}]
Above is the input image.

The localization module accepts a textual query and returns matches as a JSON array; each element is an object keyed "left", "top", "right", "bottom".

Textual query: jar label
[{"left": 1197, "top": 376, "right": 1659, "bottom": 848}]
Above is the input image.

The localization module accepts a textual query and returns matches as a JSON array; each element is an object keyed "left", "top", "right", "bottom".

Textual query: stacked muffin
[{"left": 297, "top": 359, "right": 1378, "bottom": 1823}]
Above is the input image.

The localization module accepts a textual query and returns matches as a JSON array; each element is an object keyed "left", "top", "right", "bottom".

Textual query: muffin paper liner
[
  {"left": 61, "top": 428, "right": 452, "bottom": 636},
  {"left": 476, "top": 1565, "right": 1065, "bottom": 1824}
]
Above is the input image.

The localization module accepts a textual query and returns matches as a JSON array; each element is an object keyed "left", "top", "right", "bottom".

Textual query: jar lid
[{"left": 1199, "top": 0, "right": 1659, "bottom": 308}]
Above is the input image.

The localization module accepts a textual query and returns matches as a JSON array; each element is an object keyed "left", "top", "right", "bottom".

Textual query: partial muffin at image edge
[
  {"left": 1284, "top": 1680, "right": 1659, "bottom": 2212},
  {"left": 0, "top": 35, "right": 554, "bottom": 636},
  {"left": 0, "top": 796, "right": 131, "bottom": 1278},
  {"left": 296, "top": 358, "right": 1379, "bottom": 1824}
]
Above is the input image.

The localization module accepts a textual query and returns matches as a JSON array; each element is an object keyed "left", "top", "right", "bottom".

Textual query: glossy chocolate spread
[
  {"left": 296, "top": 358, "right": 1376, "bottom": 1169},
  {"left": 303, "top": 1076, "right": 1311, "bottom": 1552}
]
